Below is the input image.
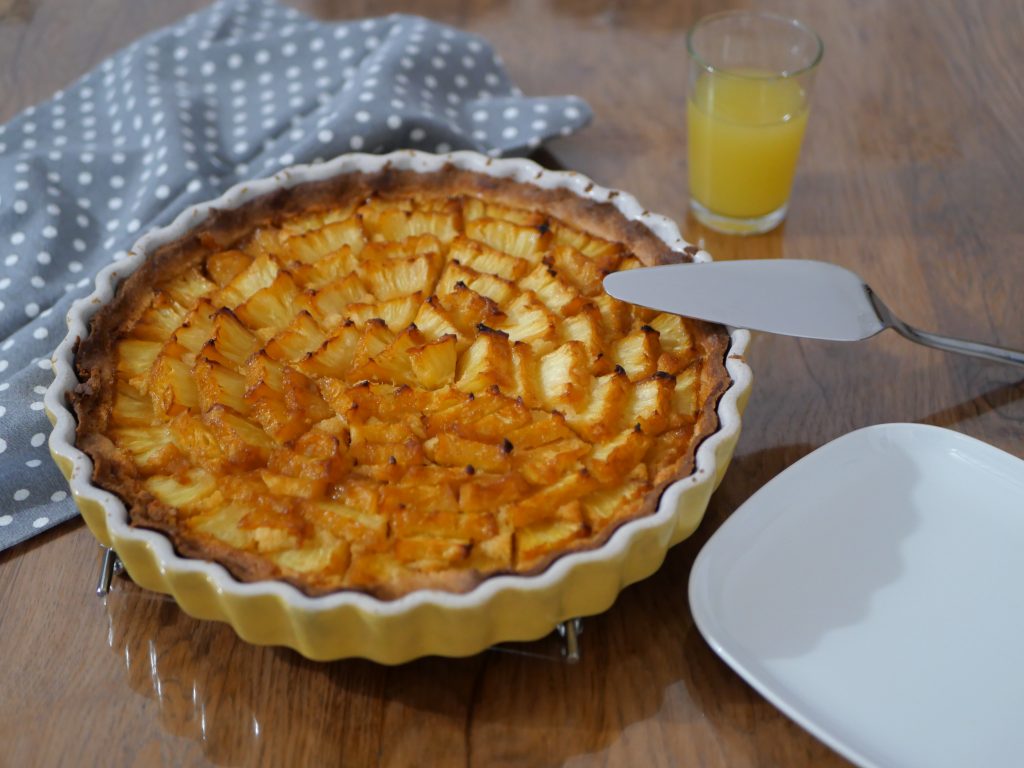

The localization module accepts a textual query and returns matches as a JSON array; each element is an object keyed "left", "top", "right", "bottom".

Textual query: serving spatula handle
[{"left": 868, "top": 290, "right": 1024, "bottom": 368}]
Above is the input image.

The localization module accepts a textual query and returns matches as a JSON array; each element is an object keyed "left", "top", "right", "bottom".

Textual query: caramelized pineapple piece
[
  {"left": 298, "top": 322, "right": 361, "bottom": 378},
  {"left": 270, "top": 430, "right": 352, "bottom": 482},
  {"left": 470, "top": 531, "right": 514, "bottom": 571},
  {"left": 449, "top": 236, "right": 530, "bottom": 281},
  {"left": 111, "top": 425, "right": 181, "bottom": 473},
  {"left": 162, "top": 268, "right": 217, "bottom": 310},
  {"left": 216, "top": 254, "right": 279, "bottom": 309},
  {"left": 408, "top": 334, "right": 458, "bottom": 390},
  {"left": 462, "top": 271, "right": 517, "bottom": 306},
  {"left": 302, "top": 272, "right": 374, "bottom": 326},
  {"left": 549, "top": 221, "right": 622, "bottom": 270},
  {"left": 560, "top": 304, "right": 604, "bottom": 362},
  {"left": 260, "top": 469, "right": 327, "bottom": 500},
  {"left": 383, "top": 484, "right": 460, "bottom": 518},
  {"left": 508, "top": 341, "right": 542, "bottom": 406},
  {"left": 393, "top": 508, "right": 497, "bottom": 546},
  {"left": 331, "top": 477, "right": 381, "bottom": 516},
  {"left": 305, "top": 500, "right": 387, "bottom": 547},
  {"left": 281, "top": 367, "right": 334, "bottom": 428},
  {"left": 111, "top": 381, "right": 155, "bottom": 427},
  {"left": 144, "top": 468, "right": 219, "bottom": 511},
  {"left": 649, "top": 313, "right": 698, "bottom": 374},
  {"left": 289, "top": 245, "right": 360, "bottom": 290},
  {"left": 420, "top": 384, "right": 474, "bottom": 418},
  {"left": 344, "top": 293, "right": 421, "bottom": 332},
  {"left": 514, "top": 502, "right": 588, "bottom": 567},
  {"left": 497, "top": 292, "right": 558, "bottom": 354},
  {"left": 645, "top": 428, "right": 693, "bottom": 484},
  {"left": 361, "top": 233, "right": 444, "bottom": 263},
  {"left": 202, "top": 404, "right": 274, "bottom": 467},
  {"left": 280, "top": 218, "right": 365, "bottom": 263},
  {"left": 435, "top": 260, "right": 481, "bottom": 297},
  {"left": 361, "top": 253, "right": 440, "bottom": 301},
  {"left": 515, "top": 436, "right": 591, "bottom": 486},
  {"left": 425, "top": 432, "right": 512, "bottom": 474},
  {"left": 424, "top": 385, "right": 509, "bottom": 436},
  {"left": 632, "top": 305, "right": 661, "bottom": 325},
  {"left": 466, "top": 218, "right": 547, "bottom": 262},
  {"left": 171, "top": 299, "right": 218, "bottom": 356},
  {"left": 349, "top": 417, "right": 417, "bottom": 446},
  {"left": 243, "top": 352, "right": 295, "bottom": 441},
  {"left": 507, "top": 411, "right": 577, "bottom": 450},
  {"left": 349, "top": 437, "right": 424, "bottom": 472},
  {"left": 234, "top": 272, "right": 300, "bottom": 331},
  {"left": 116, "top": 339, "right": 163, "bottom": 381},
  {"left": 622, "top": 373, "right": 675, "bottom": 435},
  {"left": 167, "top": 410, "right": 227, "bottom": 468},
  {"left": 564, "top": 369, "right": 631, "bottom": 442},
  {"left": 349, "top": 325, "right": 424, "bottom": 386},
  {"left": 393, "top": 536, "right": 470, "bottom": 569},
  {"left": 454, "top": 326, "right": 515, "bottom": 394},
  {"left": 280, "top": 204, "right": 358, "bottom": 237},
  {"left": 346, "top": 320, "right": 394, "bottom": 379},
  {"left": 547, "top": 244, "right": 605, "bottom": 296},
  {"left": 247, "top": 227, "right": 286, "bottom": 260},
  {"left": 458, "top": 472, "right": 529, "bottom": 513},
  {"left": 414, "top": 295, "right": 464, "bottom": 346},
  {"left": 335, "top": 380, "right": 424, "bottom": 424},
  {"left": 618, "top": 255, "right": 644, "bottom": 272},
  {"left": 242, "top": 347, "right": 281, "bottom": 390},
  {"left": 209, "top": 309, "right": 260, "bottom": 367},
  {"left": 264, "top": 311, "right": 328, "bottom": 363},
  {"left": 148, "top": 354, "right": 200, "bottom": 417},
  {"left": 518, "top": 264, "right": 581, "bottom": 316},
  {"left": 669, "top": 364, "right": 700, "bottom": 426},
  {"left": 507, "top": 469, "right": 596, "bottom": 529},
  {"left": 461, "top": 198, "right": 547, "bottom": 227},
  {"left": 611, "top": 326, "right": 659, "bottom": 381},
  {"left": 440, "top": 282, "right": 505, "bottom": 335},
  {"left": 581, "top": 479, "right": 650, "bottom": 534},
  {"left": 194, "top": 353, "right": 248, "bottom": 414},
  {"left": 538, "top": 341, "right": 589, "bottom": 409},
  {"left": 586, "top": 426, "right": 652, "bottom": 485},
  {"left": 592, "top": 292, "right": 633, "bottom": 336},
  {"left": 131, "top": 295, "right": 188, "bottom": 342},
  {"left": 402, "top": 464, "right": 479, "bottom": 488},
  {"left": 205, "top": 249, "right": 252, "bottom": 287},
  {"left": 362, "top": 204, "right": 460, "bottom": 244},
  {"left": 449, "top": 391, "right": 531, "bottom": 443},
  {"left": 648, "top": 313, "right": 693, "bottom": 354},
  {"left": 253, "top": 524, "right": 303, "bottom": 555}
]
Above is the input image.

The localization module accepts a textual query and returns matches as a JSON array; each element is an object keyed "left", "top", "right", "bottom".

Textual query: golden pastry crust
[{"left": 72, "top": 164, "right": 731, "bottom": 600}]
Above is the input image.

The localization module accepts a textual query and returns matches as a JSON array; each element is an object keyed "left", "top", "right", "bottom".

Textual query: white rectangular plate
[{"left": 689, "top": 423, "right": 1024, "bottom": 768}]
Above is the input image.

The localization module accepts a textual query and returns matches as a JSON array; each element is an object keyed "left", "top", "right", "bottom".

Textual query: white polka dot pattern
[{"left": 0, "top": 0, "right": 592, "bottom": 551}]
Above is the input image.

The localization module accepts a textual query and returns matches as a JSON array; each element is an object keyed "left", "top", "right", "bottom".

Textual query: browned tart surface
[{"left": 72, "top": 165, "right": 731, "bottom": 599}]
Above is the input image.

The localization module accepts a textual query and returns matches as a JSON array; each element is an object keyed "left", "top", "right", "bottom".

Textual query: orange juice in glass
[{"left": 687, "top": 12, "right": 822, "bottom": 235}]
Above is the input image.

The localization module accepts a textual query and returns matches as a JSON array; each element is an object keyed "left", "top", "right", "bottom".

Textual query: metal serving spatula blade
[{"left": 603, "top": 259, "right": 1024, "bottom": 368}]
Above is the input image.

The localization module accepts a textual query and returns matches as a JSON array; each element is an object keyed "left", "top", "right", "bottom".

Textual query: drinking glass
[{"left": 687, "top": 11, "right": 823, "bottom": 235}]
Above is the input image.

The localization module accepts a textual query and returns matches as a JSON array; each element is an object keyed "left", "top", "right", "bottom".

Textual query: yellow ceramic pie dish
[{"left": 46, "top": 150, "right": 751, "bottom": 663}]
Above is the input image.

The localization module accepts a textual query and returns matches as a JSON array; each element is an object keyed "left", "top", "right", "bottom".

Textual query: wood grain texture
[{"left": 1, "top": 1, "right": 1022, "bottom": 766}]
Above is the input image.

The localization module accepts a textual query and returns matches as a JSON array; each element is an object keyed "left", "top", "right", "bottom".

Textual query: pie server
[{"left": 603, "top": 259, "right": 1024, "bottom": 368}]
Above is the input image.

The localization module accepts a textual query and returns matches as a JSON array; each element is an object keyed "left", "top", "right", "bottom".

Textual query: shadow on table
[{"left": 918, "top": 375, "right": 1024, "bottom": 429}]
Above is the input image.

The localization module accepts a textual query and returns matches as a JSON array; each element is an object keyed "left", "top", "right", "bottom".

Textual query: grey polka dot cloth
[{"left": 0, "top": 0, "right": 592, "bottom": 551}]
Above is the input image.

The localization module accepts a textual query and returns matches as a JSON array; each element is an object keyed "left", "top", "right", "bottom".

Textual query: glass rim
[{"left": 686, "top": 10, "right": 824, "bottom": 81}]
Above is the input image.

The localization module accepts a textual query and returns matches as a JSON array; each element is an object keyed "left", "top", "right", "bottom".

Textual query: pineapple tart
[{"left": 72, "top": 164, "right": 731, "bottom": 599}]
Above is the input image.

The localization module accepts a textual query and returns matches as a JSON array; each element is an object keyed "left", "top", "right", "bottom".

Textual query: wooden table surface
[{"left": 2, "top": 1, "right": 1022, "bottom": 766}]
